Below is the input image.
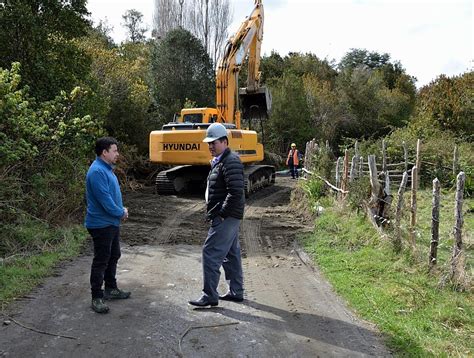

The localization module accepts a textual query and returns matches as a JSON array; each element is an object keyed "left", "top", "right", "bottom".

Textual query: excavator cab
[
  {"left": 179, "top": 108, "right": 219, "bottom": 124},
  {"left": 239, "top": 86, "right": 272, "bottom": 120}
]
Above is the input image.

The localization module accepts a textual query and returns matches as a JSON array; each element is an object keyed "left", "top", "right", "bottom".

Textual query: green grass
[
  {"left": 0, "top": 225, "right": 88, "bottom": 307},
  {"left": 301, "top": 191, "right": 473, "bottom": 357}
]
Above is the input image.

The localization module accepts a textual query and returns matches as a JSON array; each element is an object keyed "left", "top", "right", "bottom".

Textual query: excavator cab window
[{"left": 182, "top": 113, "right": 203, "bottom": 123}]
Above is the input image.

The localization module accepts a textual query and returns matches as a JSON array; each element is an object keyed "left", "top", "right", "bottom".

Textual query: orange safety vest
[{"left": 286, "top": 149, "right": 299, "bottom": 166}]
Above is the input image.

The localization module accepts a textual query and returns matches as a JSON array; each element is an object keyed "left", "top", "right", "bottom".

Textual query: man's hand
[{"left": 122, "top": 207, "right": 129, "bottom": 221}]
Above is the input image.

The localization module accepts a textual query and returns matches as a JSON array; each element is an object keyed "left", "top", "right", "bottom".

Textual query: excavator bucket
[{"left": 239, "top": 86, "right": 272, "bottom": 120}]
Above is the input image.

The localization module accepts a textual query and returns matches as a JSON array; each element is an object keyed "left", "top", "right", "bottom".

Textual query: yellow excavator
[{"left": 149, "top": 0, "right": 274, "bottom": 196}]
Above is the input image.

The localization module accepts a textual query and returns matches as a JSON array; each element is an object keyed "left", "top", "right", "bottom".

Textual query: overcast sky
[{"left": 86, "top": 0, "right": 472, "bottom": 88}]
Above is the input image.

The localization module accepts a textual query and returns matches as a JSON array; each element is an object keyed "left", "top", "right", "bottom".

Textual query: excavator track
[
  {"left": 244, "top": 165, "right": 275, "bottom": 198},
  {"left": 156, "top": 164, "right": 275, "bottom": 197},
  {"left": 155, "top": 165, "right": 210, "bottom": 195}
]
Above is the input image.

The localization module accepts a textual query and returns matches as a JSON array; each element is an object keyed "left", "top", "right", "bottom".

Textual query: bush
[
  {"left": 0, "top": 63, "right": 103, "bottom": 240},
  {"left": 306, "top": 144, "right": 335, "bottom": 180},
  {"left": 302, "top": 178, "right": 326, "bottom": 201}
]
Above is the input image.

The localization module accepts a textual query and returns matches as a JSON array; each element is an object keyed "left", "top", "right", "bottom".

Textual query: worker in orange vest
[{"left": 286, "top": 143, "right": 300, "bottom": 179}]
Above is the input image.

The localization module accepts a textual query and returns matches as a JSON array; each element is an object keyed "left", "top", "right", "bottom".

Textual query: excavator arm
[{"left": 216, "top": 0, "right": 271, "bottom": 127}]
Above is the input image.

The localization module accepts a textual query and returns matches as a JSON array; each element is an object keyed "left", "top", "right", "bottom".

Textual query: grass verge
[
  {"left": 300, "top": 192, "right": 473, "bottom": 357},
  {"left": 0, "top": 225, "right": 88, "bottom": 307}
]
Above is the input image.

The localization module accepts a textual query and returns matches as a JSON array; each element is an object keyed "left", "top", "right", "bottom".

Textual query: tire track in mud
[{"left": 121, "top": 188, "right": 207, "bottom": 246}]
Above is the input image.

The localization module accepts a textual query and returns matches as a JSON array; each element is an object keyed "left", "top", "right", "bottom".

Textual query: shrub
[{"left": 0, "top": 63, "right": 104, "bottom": 232}]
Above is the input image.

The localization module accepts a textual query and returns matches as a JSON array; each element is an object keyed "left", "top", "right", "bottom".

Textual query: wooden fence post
[
  {"left": 359, "top": 155, "right": 364, "bottom": 178},
  {"left": 335, "top": 157, "right": 342, "bottom": 192},
  {"left": 453, "top": 145, "right": 459, "bottom": 176},
  {"left": 451, "top": 172, "right": 465, "bottom": 272},
  {"left": 382, "top": 171, "right": 392, "bottom": 222},
  {"left": 355, "top": 140, "right": 359, "bottom": 158},
  {"left": 305, "top": 139, "right": 316, "bottom": 170},
  {"left": 410, "top": 166, "right": 418, "bottom": 249},
  {"left": 342, "top": 149, "right": 349, "bottom": 194},
  {"left": 382, "top": 139, "right": 387, "bottom": 173},
  {"left": 394, "top": 171, "right": 409, "bottom": 252},
  {"left": 368, "top": 155, "right": 380, "bottom": 203},
  {"left": 402, "top": 141, "right": 408, "bottom": 173},
  {"left": 429, "top": 178, "right": 441, "bottom": 269},
  {"left": 415, "top": 139, "right": 421, "bottom": 189},
  {"left": 349, "top": 156, "right": 357, "bottom": 182},
  {"left": 304, "top": 141, "right": 311, "bottom": 170}
]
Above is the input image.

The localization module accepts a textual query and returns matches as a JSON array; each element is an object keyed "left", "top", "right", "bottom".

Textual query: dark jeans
[
  {"left": 289, "top": 164, "right": 298, "bottom": 178},
  {"left": 88, "top": 226, "right": 121, "bottom": 299}
]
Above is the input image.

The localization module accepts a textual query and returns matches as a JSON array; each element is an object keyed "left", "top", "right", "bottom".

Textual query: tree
[
  {"left": 186, "top": 0, "right": 232, "bottom": 65},
  {"left": 0, "top": 0, "right": 92, "bottom": 100},
  {"left": 339, "top": 48, "right": 391, "bottom": 71},
  {"left": 122, "top": 9, "right": 148, "bottom": 43},
  {"left": 415, "top": 72, "right": 473, "bottom": 139},
  {"left": 150, "top": 28, "right": 215, "bottom": 125},
  {"left": 303, "top": 74, "right": 341, "bottom": 146},
  {"left": 335, "top": 66, "right": 415, "bottom": 142},
  {"left": 339, "top": 48, "right": 416, "bottom": 91},
  {"left": 153, "top": 0, "right": 232, "bottom": 66},
  {"left": 284, "top": 52, "right": 337, "bottom": 83},
  {"left": 334, "top": 49, "right": 416, "bottom": 142},
  {"left": 265, "top": 73, "right": 311, "bottom": 154},
  {"left": 77, "top": 33, "right": 154, "bottom": 152},
  {"left": 153, "top": 0, "right": 181, "bottom": 39},
  {"left": 260, "top": 51, "right": 285, "bottom": 82}
]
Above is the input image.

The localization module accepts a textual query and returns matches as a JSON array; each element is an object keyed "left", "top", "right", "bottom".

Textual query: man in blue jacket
[
  {"left": 189, "top": 123, "right": 245, "bottom": 307},
  {"left": 85, "top": 137, "right": 130, "bottom": 314}
]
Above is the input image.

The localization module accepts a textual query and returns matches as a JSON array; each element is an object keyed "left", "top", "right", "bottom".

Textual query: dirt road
[{"left": 0, "top": 178, "right": 391, "bottom": 357}]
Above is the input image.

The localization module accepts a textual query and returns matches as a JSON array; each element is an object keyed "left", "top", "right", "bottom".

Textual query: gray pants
[{"left": 202, "top": 216, "right": 243, "bottom": 301}]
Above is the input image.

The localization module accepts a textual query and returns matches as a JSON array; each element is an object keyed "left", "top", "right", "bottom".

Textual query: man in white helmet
[{"left": 189, "top": 123, "right": 245, "bottom": 307}]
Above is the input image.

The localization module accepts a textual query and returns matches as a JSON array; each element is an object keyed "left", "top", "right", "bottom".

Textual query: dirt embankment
[{"left": 0, "top": 178, "right": 391, "bottom": 357}]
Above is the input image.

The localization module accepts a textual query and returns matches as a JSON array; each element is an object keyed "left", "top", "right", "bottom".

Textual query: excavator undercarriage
[{"left": 155, "top": 164, "right": 275, "bottom": 197}]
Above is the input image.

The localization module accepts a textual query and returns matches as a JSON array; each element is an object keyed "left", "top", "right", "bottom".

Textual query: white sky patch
[{"left": 87, "top": 0, "right": 472, "bottom": 87}]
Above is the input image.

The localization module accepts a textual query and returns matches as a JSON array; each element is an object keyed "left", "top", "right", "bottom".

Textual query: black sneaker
[
  {"left": 104, "top": 288, "right": 131, "bottom": 300},
  {"left": 91, "top": 298, "right": 109, "bottom": 313}
]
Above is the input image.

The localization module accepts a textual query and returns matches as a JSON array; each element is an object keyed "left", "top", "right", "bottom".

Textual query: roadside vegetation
[
  {"left": 0, "top": 226, "right": 87, "bottom": 306},
  {"left": 299, "top": 186, "right": 473, "bottom": 356},
  {"left": 298, "top": 124, "right": 473, "bottom": 356}
]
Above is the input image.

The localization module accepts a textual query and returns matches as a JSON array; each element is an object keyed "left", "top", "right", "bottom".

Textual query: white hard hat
[{"left": 203, "top": 123, "right": 228, "bottom": 143}]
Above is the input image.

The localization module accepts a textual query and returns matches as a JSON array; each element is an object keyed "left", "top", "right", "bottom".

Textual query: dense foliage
[
  {"left": 77, "top": 30, "right": 154, "bottom": 152},
  {"left": 415, "top": 73, "right": 473, "bottom": 140},
  {"left": 260, "top": 50, "right": 417, "bottom": 153},
  {"left": 0, "top": 0, "right": 92, "bottom": 101},
  {"left": 0, "top": 63, "right": 103, "bottom": 232}
]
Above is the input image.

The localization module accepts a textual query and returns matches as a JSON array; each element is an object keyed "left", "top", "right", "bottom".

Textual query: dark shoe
[
  {"left": 219, "top": 292, "right": 244, "bottom": 302},
  {"left": 188, "top": 295, "right": 218, "bottom": 307},
  {"left": 91, "top": 298, "right": 109, "bottom": 313},
  {"left": 104, "top": 288, "right": 131, "bottom": 300}
]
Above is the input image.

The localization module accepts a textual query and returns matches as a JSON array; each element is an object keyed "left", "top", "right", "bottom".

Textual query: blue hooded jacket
[{"left": 85, "top": 157, "right": 124, "bottom": 228}]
